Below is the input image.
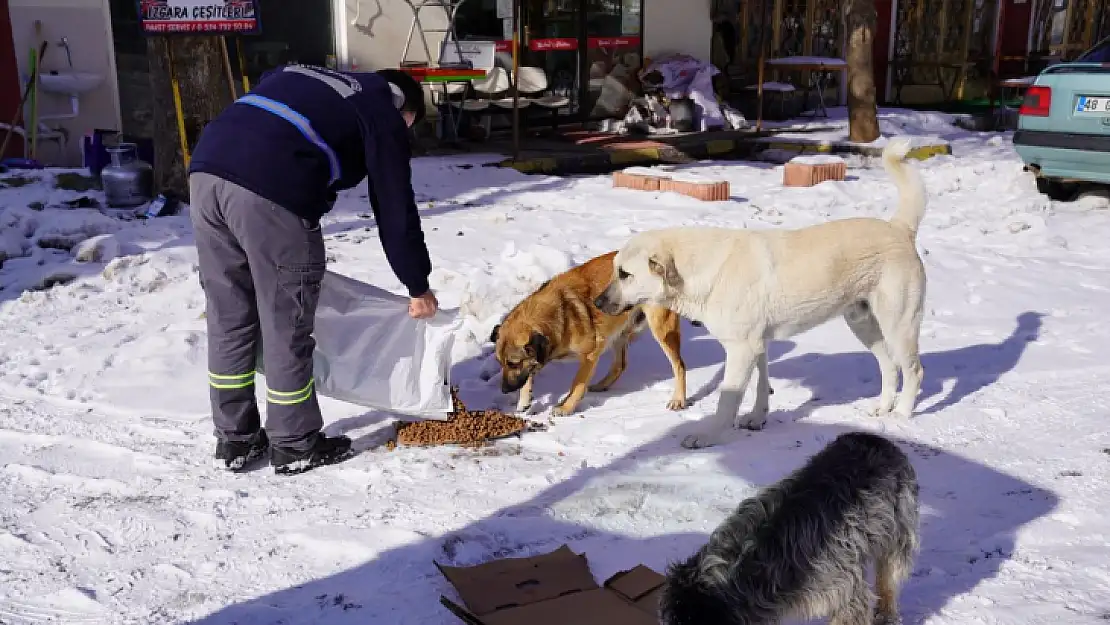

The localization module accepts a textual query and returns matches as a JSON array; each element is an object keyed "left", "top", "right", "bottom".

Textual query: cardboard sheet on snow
[{"left": 436, "top": 545, "right": 665, "bottom": 625}]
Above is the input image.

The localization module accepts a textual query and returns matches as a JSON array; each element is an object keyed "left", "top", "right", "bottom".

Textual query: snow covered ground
[
  {"left": 2, "top": 109, "right": 1110, "bottom": 624},
  {"left": 761, "top": 106, "right": 984, "bottom": 147}
]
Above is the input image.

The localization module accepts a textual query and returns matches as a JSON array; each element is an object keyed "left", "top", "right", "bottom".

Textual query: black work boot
[
  {"left": 213, "top": 428, "right": 270, "bottom": 472},
  {"left": 271, "top": 432, "right": 354, "bottom": 475}
]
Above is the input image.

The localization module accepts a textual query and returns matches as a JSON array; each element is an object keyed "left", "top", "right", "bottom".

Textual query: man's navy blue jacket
[{"left": 189, "top": 65, "right": 432, "bottom": 297}]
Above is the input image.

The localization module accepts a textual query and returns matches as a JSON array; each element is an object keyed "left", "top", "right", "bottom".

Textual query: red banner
[
  {"left": 587, "top": 36, "right": 641, "bottom": 49},
  {"left": 529, "top": 38, "right": 579, "bottom": 51},
  {"left": 502, "top": 36, "right": 640, "bottom": 52}
]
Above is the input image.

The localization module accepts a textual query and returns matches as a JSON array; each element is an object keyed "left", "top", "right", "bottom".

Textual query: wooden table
[{"left": 764, "top": 56, "right": 848, "bottom": 119}]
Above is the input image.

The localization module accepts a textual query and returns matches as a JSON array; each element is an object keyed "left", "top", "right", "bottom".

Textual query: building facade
[
  {"left": 2, "top": 0, "right": 121, "bottom": 165},
  {"left": 2, "top": 0, "right": 1108, "bottom": 166}
]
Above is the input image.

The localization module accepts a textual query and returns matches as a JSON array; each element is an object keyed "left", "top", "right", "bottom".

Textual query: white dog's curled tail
[{"left": 881, "top": 137, "right": 927, "bottom": 236}]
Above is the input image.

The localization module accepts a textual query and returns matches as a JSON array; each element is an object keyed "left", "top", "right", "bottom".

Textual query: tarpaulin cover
[
  {"left": 259, "top": 270, "right": 460, "bottom": 420},
  {"left": 640, "top": 53, "right": 726, "bottom": 131}
]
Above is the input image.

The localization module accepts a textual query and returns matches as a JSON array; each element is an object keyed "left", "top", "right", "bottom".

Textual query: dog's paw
[
  {"left": 550, "top": 404, "right": 576, "bottom": 417},
  {"left": 733, "top": 414, "right": 767, "bottom": 431},
  {"left": 871, "top": 609, "right": 903, "bottom": 625},
  {"left": 665, "top": 398, "right": 687, "bottom": 411},
  {"left": 867, "top": 405, "right": 891, "bottom": 418},
  {"left": 869, "top": 393, "right": 897, "bottom": 416},
  {"left": 587, "top": 383, "right": 611, "bottom": 393},
  {"left": 680, "top": 433, "right": 717, "bottom": 449},
  {"left": 891, "top": 405, "right": 914, "bottom": 419},
  {"left": 515, "top": 394, "right": 534, "bottom": 413}
]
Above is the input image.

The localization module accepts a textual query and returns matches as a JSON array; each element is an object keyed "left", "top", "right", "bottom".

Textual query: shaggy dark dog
[{"left": 659, "top": 431, "right": 920, "bottom": 625}]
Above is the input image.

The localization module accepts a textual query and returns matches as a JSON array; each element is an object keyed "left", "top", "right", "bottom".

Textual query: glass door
[
  {"left": 583, "top": 0, "right": 643, "bottom": 119},
  {"left": 517, "top": 0, "right": 644, "bottom": 122},
  {"left": 521, "top": 0, "right": 583, "bottom": 117}
]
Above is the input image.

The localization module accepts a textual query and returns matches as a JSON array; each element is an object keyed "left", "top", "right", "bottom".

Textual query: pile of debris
[{"left": 615, "top": 53, "right": 748, "bottom": 135}]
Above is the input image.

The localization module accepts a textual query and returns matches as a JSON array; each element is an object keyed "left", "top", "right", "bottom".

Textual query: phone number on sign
[{"left": 142, "top": 20, "right": 257, "bottom": 33}]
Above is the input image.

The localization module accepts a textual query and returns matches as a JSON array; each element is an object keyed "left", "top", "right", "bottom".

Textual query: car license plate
[{"left": 1075, "top": 96, "right": 1110, "bottom": 115}]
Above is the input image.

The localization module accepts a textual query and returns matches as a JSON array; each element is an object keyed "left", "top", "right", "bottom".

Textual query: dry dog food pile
[{"left": 393, "top": 387, "right": 539, "bottom": 447}]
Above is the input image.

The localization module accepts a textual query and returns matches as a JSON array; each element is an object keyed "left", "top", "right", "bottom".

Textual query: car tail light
[{"left": 1019, "top": 86, "right": 1052, "bottom": 117}]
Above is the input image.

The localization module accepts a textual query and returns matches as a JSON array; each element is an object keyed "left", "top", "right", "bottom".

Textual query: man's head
[{"left": 376, "top": 69, "right": 426, "bottom": 128}]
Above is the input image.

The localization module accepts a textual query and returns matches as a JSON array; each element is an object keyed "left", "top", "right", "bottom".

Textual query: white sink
[{"left": 38, "top": 71, "right": 103, "bottom": 95}]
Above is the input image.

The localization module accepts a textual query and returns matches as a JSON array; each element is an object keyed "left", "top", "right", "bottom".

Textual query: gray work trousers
[{"left": 189, "top": 172, "right": 325, "bottom": 451}]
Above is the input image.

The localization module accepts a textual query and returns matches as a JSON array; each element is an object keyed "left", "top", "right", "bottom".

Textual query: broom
[
  {"left": 28, "top": 20, "right": 43, "bottom": 162},
  {"left": 0, "top": 39, "right": 49, "bottom": 169}
]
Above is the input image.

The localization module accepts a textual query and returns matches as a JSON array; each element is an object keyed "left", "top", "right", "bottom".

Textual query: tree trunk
[
  {"left": 146, "top": 36, "right": 236, "bottom": 202},
  {"left": 843, "top": 0, "right": 881, "bottom": 143}
]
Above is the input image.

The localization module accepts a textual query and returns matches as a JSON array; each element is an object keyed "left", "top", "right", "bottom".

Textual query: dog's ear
[
  {"left": 648, "top": 253, "right": 683, "bottom": 290},
  {"left": 489, "top": 323, "right": 502, "bottom": 343},
  {"left": 525, "top": 332, "right": 550, "bottom": 364}
]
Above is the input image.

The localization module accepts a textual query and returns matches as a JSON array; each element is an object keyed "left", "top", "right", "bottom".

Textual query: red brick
[
  {"left": 660, "top": 178, "right": 731, "bottom": 201},
  {"left": 613, "top": 170, "right": 665, "bottom": 191},
  {"left": 783, "top": 156, "right": 847, "bottom": 188},
  {"left": 614, "top": 168, "right": 730, "bottom": 201}
]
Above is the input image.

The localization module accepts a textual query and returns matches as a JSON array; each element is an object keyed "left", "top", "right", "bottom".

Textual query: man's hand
[{"left": 409, "top": 290, "right": 439, "bottom": 319}]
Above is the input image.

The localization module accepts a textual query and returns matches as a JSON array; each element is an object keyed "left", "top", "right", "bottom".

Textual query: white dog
[{"left": 595, "top": 139, "right": 927, "bottom": 449}]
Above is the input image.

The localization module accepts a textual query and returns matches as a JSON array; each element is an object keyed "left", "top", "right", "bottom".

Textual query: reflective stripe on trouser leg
[
  {"left": 190, "top": 172, "right": 263, "bottom": 444},
  {"left": 209, "top": 370, "right": 256, "bottom": 390},
  {"left": 266, "top": 379, "right": 315, "bottom": 405}
]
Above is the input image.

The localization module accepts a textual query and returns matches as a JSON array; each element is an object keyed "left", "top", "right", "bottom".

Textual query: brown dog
[{"left": 490, "top": 251, "right": 688, "bottom": 416}]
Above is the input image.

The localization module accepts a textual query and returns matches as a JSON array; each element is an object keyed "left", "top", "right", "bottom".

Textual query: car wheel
[{"left": 1035, "top": 177, "right": 1079, "bottom": 202}]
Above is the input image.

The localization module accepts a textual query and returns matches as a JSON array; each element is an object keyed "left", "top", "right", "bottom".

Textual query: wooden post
[
  {"left": 955, "top": 0, "right": 976, "bottom": 100},
  {"left": 166, "top": 43, "right": 191, "bottom": 168},
  {"left": 757, "top": 0, "right": 769, "bottom": 130},
  {"left": 988, "top": 0, "right": 1009, "bottom": 124},
  {"left": 219, "top": 37, "right": 239, "bottom": 100},
  {"left": 803, "top": 0, "right": 816, "bottom": 96},
  {"left": 912, "top": 0, "right": 926, "bottom": 60},
  {"left": 937, "top": 0, "right": 951, "bottom": 62},
  {"left": 29, "top": 20, "right": 41, "bottom": 161},
  {"left": 236, "top": 36, "right": 251, "bottom": 93},
  {"left": 1081, "top": 0, "right": 1098, "bottom": 54},
  {"left": 511, "top": 0, "right": 521, "bottom": 161},
  {"left": 772, "top": 0, "right": 784, "bottom": 59},
  {"left": 844, "top": 0, "right": 881, "bottom": 142},
  {"left": 739, "top": 0, "right": 750, "bottom": 68}
]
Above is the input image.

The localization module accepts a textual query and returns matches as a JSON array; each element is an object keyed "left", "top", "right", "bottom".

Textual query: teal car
[{"left": 1012, "top": 35, "right": 1110, "bottom": 201}]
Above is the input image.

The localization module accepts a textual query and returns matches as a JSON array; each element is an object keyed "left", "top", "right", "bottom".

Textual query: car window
[{"left": 1077, "top": 37, "right": 1110, "bottom": 62}]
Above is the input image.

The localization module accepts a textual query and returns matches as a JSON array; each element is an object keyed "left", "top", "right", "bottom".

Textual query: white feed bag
[{"left": 261, "top": 270, "right": 460, "bottom": 420}]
